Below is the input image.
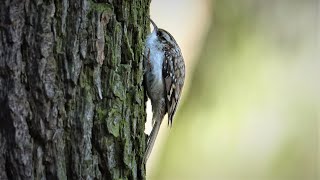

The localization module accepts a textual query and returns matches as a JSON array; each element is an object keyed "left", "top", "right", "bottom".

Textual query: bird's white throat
[{"left": 145, "top": 31, "right": 164, "bottom": 83}]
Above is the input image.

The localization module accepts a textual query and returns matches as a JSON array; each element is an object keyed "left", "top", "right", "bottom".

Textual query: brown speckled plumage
[{"left": 143, "top": 18, "right": 185, "bottom": 163}]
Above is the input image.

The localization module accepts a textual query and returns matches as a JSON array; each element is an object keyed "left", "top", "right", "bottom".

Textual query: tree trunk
[{"left": 0, "top": 0, "right": 149, "bottom": 179}]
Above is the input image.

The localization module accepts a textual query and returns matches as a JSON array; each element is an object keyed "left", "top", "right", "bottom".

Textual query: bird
[{"left": 143, "top": 17, "right": 185, "bottom": 163}]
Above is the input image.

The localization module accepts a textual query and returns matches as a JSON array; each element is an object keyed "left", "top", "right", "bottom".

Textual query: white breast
[{"left": 145, "top": 31, "right": 164, "bottom": 84}]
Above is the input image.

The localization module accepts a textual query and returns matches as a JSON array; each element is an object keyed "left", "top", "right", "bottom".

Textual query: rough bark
[{"left": 0, "top": 0, "right": 149, "bottom": 179}]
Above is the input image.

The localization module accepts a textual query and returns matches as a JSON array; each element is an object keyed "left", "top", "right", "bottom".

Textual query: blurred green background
[{"left": 146, "top": 0, "right": 319, "bottom": 179}]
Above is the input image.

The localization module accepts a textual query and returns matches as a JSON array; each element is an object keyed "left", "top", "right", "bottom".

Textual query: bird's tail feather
[{"left": 143, "top": 120, "right": 161, "bottom": 164}]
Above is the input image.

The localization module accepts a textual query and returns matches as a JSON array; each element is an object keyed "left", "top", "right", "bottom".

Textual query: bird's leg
[
  {"left": 147, "top": 48, "right": 151, "bottom": 70},
  {"left": 143, "top": 49, "right": 152, "bottom": 74}
]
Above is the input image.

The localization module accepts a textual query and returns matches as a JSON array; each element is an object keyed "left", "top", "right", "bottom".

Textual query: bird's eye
[
  {"left": 158, "top": 34, "right": 166, "bottom": 41},
  {"left": 161, "top": 36, "right": 166, "bottom": 40}
]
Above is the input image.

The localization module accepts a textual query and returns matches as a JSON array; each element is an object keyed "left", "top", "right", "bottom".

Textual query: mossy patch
[{"left": 89, "top": 0, "right": 113, "bottom": 13}]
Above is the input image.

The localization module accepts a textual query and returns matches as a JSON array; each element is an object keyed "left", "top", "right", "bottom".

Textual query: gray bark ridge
[{"left": 0, "top": 0, "right": 150, "bottom": 179}]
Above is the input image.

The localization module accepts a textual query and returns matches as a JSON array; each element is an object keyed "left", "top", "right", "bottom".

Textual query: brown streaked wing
[{"left": 162, "top": 53, "right": 185, "bottom": 126}]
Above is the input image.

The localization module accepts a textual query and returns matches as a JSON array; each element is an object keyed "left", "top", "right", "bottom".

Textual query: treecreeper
[{"left": 143, "top": 17, "right": 186, "bottom": 163}]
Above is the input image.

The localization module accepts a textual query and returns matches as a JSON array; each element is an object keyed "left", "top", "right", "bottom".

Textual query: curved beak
[{"left": 147, "top": 17, "right": 158, "bottom": 32}]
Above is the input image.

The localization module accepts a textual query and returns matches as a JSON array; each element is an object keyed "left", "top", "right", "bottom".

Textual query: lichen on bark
[{"left": 0, "top": 0, "right": 150, "bottom": 179}]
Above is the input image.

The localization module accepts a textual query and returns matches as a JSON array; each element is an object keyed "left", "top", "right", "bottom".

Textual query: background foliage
[{"left": 148, "top": 0, "right": 319, "bottom": 179}]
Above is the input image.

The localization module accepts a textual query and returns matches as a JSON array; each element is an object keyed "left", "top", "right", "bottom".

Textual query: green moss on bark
[{"left": 0, "top": 0, "right": 149, "bottom": 179}]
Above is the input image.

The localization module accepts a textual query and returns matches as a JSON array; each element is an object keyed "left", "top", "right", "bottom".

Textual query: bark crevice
[{"left": 0, "top": 0, "right": 149, "bottom": 179}]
